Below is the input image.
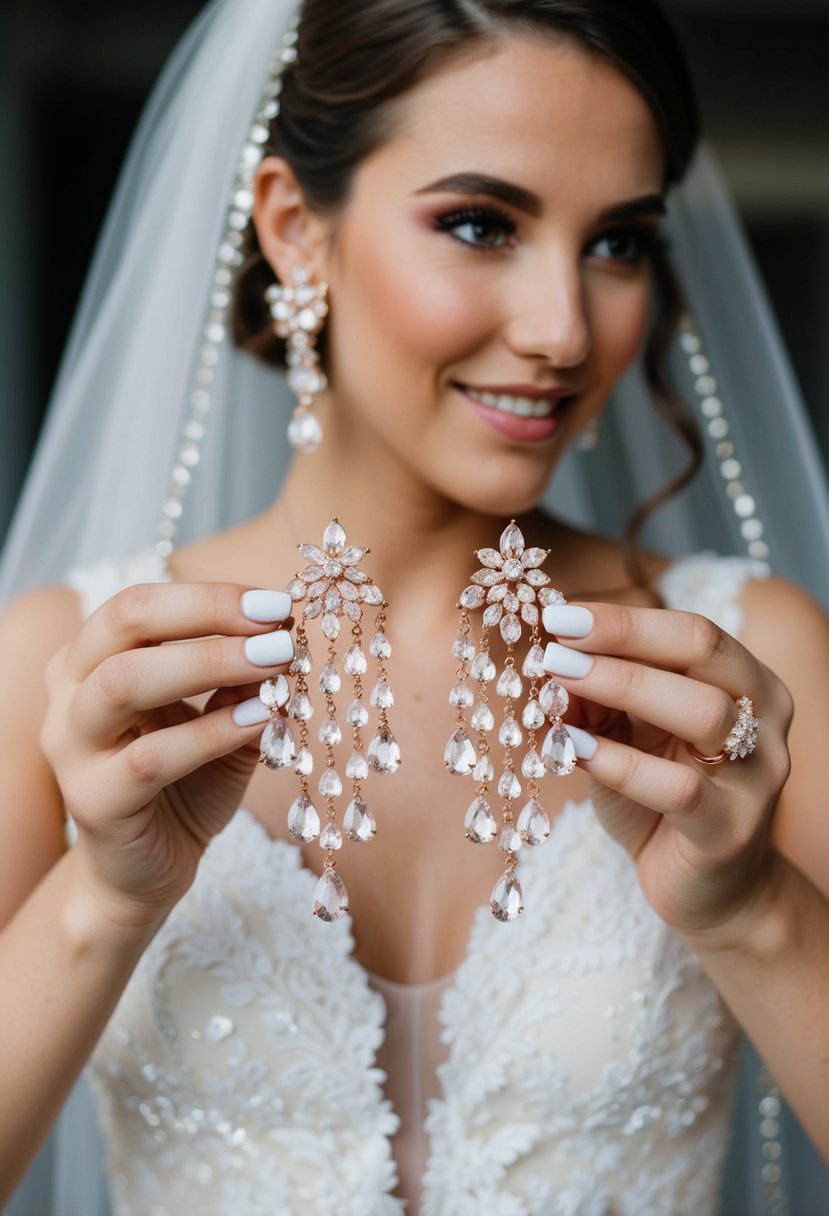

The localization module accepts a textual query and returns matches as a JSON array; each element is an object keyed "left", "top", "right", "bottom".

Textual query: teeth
[{"left": 464, "top": 387, "right": 559, "bottom": 418}]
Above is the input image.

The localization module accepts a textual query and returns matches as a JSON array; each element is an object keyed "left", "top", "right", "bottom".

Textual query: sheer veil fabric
[{"left": 3, "top": 0, "right": 829, "bottom": 1211}]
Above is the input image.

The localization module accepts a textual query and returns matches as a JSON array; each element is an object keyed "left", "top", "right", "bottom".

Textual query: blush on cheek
[{"left": 598, "top": 285, "right": 652, "bottom": 378}]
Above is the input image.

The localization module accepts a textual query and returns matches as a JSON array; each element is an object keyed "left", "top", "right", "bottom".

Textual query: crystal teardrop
[
  {"left": 500, "top": 614, "right": 522, "bottom": 645},
  {"left": 344, "top": 797, "right": 377, "bottom": 843},
  {"left": 521, "top": 748, "right": 546, "bottom": 779},
  {"left": 346, "top": 699, "right": 369, "bottom": 727},
  {"left": 319, "top": 662, "right": 341, "bottom": 693},
  {"left": 517, "top": 798, "right": 551, "bottom": 846},
  {"left": 294, "top": 746, "right": 314, "bottom": 776},
  {"left": 319, "top": 718, "right": 342, "bottom": 746},
  {"left": 323, "top": 520, "right": 346, "bottom": 554},
  {"left": 322, "top": 612, "right": 340, "bottom": 640},
  {"left": 491, "top": 870, "right": 524, "bottom": 921},
  {"left": 498, "top": 770, "right": 521, "bottom": 800},
  {"left": 367, "top": 727, "right": 401, "bottom": 774},
  {"left": 287, "top": 793, "right": 320, "bottom": 842},
  {"left": 471, "top": 652, "right": 497, "bottom": 682},
  {"left": 287, "top": 691, "right": 313, "bottom": 721},
  {"left": 459, "top": 585, "right": 486, "bottom": 609},
  {"left": 472, "top": 754, "right": 494, "bottom": 783},
  {"left": 313, "top": 866, "right": 349, "bottom": 922},
  {"left": 319, "top": 822, "right": 343, "bottom": 850},
  {"left": 444, "top": 729, "right": 477, "bottom": 776},
  {"left": 449, "top": 681, "right": 474, "bottom": 708},
  {"left": 452, "top": 634, "right": 475, "bottom": 661},
  {"left": 344, "top": 644, "right": 367, "bottom": 675},
  {"left": 345, "top": 750, "right": 369, "bottom": 780},
  {"left": 499, "top": 718, "right": 523, "bottom": 748},
  {"left": 260, "top": 717, "right": 297, "bottom": 769},
  {"left": 471, "top": 702, "right": 495, "bottom": 732},
  {"left": 522, "top": 700, "right": 545, "bottom": 730},
  {"left": 369, "top": 631, "right": 392, "bottom": 659},
  {"left": 289, "top": 646, "right": 312, "bottom": 676},
  {"left": 521, "top": 645, "right": 546, "bottom": 679},
  {"left": 542, "top": 721, "right": 578, "bottom": 776},
  {"left": 539, "top": 679, "right": 570, "bottom": 718},
  {"left": 260, "top": 675, "right": 290, "bottom": 708},
  {"left": 319, "top": 768, "right": 343, "bottom": 798},
  {"left": 499, "top": 823, "right": 523, "bottom": 853},
  {"left": 464, "top": 795, "right": 497, "bottom": 843},
  {"left": 370, "top": 681, "right": 394, "bottom": 709},
  {"left": 496, "top": 668, "right": 523, "bottom": 699},
  {"left": 288, "top": 411, "right": 323, "bottom": 454},
  {"left": 500, "top": 522, "right": 525, "bottom": 557}
]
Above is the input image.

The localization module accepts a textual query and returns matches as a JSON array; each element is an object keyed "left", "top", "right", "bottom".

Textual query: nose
[{"left": 504, "top": 255, "right": 591, "bottom": 369}]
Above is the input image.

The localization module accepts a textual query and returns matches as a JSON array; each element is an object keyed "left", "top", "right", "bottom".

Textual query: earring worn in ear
[
  {"left": 266, "top": 265, "right": 329, "bottom": 454},
  {"left": 575, "top": 418, "right": 600, "bottom": 451}
]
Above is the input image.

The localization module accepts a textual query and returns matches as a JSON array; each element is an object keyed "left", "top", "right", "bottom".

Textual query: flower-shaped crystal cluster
[
  {"left": 458, "top": 521, "right": 565, "bottom": 643},
  {"left": 286, "top": 520, "right": 384, "bottom": 641}
]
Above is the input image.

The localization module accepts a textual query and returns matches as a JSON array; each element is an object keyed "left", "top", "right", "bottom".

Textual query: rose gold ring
[{"left": 683, "top": 695, "right": 759, "bottom": 765}]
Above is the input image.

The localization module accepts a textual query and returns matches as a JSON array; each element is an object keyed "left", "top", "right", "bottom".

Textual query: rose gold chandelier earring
[
  {"left": 259, "top": 519, "right": 401, "bottom": 922},
  {"left": 266, "top": 265, "right": 329, "bottom": 454},
  {"left": 445, "top": 520, "right": 578, "bottom": 922}
]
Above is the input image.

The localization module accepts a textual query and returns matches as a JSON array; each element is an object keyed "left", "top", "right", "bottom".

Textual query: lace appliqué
[{"left": 87, "top": 812, "right": 402, "bottom": 1216}]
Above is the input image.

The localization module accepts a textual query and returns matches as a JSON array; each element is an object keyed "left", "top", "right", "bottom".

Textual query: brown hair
[{"left": 232, "top": 0, "right": 704, "bottom": 606}]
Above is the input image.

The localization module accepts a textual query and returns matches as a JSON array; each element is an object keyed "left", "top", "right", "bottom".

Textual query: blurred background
[
  {"left": 0, "top": 0, "right": 827, "bottom": 545},
  {"left": 1, "top": 1, "right": 828, "bottom": 1211}
]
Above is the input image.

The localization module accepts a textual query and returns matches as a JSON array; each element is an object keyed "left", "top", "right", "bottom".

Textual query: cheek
[
  {"left": 591, "top": 277, "right": 652, "bottom": 377},
  {"left": 340, "top": 216, "right": 490, "bottom": 372}
]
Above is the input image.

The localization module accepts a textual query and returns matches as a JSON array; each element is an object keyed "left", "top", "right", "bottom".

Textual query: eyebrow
[{"left": 413, "top": 172, "right": 666, "bottom": 223}]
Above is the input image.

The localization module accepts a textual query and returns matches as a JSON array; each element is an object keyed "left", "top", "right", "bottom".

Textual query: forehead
[{"left": 360, "top": 35, "right": 664, "bottom": 206}]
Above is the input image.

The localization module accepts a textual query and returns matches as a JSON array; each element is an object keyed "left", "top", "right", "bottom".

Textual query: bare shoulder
[
  {"left": 0, "top": 584, "right": 85, "bottom": 927},
  {"left": 735, "top": 574, "right": 829, "bottom": 898}
]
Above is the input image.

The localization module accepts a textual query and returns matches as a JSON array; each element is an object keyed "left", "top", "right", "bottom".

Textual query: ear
[{"left": 252, "top": 156, "right": 331, "bottom": 282}]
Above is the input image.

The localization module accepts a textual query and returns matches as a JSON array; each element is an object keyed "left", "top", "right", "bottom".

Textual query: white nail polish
[
  {"left": 543, "top": 604, "right": 594, "bottom": 637},
  {"left": 242, "top": 589, "right": 293, "bottom": 623},
  {"left": 565, "top": 724, "right": 598, "bottom": 760},
  {"left": 543, "top": 641, "right": 593, "bottom": 678},
  {"left": 245, "top": 629, "right": 295, "bottom": 666},
  {"left": 232, "top": 697, "right": 271, "bottom": 727}
]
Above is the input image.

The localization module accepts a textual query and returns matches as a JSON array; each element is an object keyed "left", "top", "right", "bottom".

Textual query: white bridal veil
[{"left": 3, "top": 0, "right": 829, "bottom": 1210}]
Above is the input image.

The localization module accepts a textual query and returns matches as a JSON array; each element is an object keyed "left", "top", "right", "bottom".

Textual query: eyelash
[{"left": 433, "top": 205, "right": 672, "bottom": 264}]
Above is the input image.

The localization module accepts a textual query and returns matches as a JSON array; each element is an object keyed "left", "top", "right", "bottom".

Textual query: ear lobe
[{"left": 252, "top": 155, "right": 319, "bottom": 280}]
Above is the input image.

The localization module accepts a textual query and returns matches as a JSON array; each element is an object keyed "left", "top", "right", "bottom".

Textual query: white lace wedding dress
[{"left": 65, "top": 547, "right": 770, "bottom": 1216}]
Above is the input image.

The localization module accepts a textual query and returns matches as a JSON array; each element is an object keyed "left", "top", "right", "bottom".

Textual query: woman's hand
[
  {"left": 39, "top": 582, "right": 294, "bottom": 932},
  {"left": 541, "top": 601, "right": 794, "bottom": 946}
]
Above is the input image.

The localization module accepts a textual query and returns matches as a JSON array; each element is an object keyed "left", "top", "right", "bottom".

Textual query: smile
[{"left": 461, "top": 387, "right": 558, "bottom": 418}]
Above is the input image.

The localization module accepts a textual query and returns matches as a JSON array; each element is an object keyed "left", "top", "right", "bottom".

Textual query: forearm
[
  {"left": 679, "top": 853, "right": 829, "bottom": 1163},
  {"left": 0, "top": 848, "right": 158, "bottom": 1203}
]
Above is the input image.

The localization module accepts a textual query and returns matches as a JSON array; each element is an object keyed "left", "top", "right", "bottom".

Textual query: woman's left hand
[{"left": 541, "top": 601, "right": 795, "bottom": 945}]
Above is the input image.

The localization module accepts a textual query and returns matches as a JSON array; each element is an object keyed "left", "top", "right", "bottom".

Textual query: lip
[{"left": 454, "top": 383, "right": 576, "bottom": 444}]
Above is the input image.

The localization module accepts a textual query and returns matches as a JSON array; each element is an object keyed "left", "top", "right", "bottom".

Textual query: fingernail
[
  {"left": 566, "top": 724, "right": 598, "bottom": 759},
  {"left": 543, "top": 604, "right": 594, "bottom": 637},
  {"left": 245, "top": 629, "right": 295, "bottom": 666},
  {"left": 232, "top": 696, "right": 271, "bottom": 727},
  {"left": 241, "top": 589, "right": 293, "bottom": 623},
  {"left": 543, "top": 641, "right": 593, "bottom": 678}
]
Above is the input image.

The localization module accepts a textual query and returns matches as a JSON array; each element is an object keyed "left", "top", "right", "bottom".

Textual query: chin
[{"left": 436, "top": 454, "right": 557, "bottom": 519}]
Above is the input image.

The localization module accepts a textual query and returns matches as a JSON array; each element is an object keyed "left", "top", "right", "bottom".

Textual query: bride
[{"left": 2, "top": 0, "right": 829, "bottom": 1211}]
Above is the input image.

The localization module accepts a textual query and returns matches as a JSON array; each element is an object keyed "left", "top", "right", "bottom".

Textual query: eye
[
  {"left": 434, "top": 206, "right": 517, "bottom": 251},
  {"left": 589, "top": 226, "right": 670, "bottom": 266}
]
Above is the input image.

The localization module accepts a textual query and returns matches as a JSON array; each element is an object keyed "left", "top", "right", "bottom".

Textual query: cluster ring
[{"left": 683, "top": 695, "right": 759, "bottom": 765}]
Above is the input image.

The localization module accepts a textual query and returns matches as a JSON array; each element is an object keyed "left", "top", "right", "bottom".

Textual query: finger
[
  {"left": 543, "top": 643, "right": 747, "bottom": 762},
  {"left": 67, "top": 582, "right": 293, "bottom": 681},
  {"left": 574, "top": 731, "right": 727, "bottom": 849},
  {"left": 542, "top": 601, "right": 772, "bottom": 700},
  {"left": 72, "top": 630, "right": 294, "bottom": 746},
  {"left": 93, "top": 701, "right": 268, "bottom": 819}
]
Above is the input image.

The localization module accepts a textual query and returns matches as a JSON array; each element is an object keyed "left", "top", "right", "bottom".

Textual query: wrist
[
  {"left": 60, "top": 848, "right": 167, "bottom": 959},
  {"left": 675, "top": 851, "right": 794, "bottom": 964}
]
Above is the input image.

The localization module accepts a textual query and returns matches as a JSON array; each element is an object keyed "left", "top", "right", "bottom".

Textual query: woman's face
[{"left": 303, "top": 35, "right": 665, "bottom": 513}]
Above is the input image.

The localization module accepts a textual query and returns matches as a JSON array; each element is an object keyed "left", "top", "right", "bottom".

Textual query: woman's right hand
[{"left": 39, "top": 581, "right": 294, "bottom": 932}]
